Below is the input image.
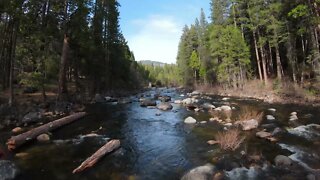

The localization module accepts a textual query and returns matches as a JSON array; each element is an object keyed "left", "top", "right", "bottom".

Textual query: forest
[
  {"left": 174, "top": 0, "right": 320, "bottom": 100},
  {"left": 0, "top": 0, "right": 148, "bottom": 106}
]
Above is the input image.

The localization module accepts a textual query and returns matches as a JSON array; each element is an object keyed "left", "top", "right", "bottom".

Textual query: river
[{"left": 0, "top": 88, "right": 320, "bottom": 180}]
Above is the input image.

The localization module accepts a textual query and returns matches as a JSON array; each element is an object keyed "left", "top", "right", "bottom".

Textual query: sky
[{"left": 118, "top": 0, "right": 211, "bottom": 64}]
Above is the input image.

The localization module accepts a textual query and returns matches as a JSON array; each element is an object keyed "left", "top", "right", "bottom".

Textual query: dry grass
[
  {"left": 236, "top": 106, "right": 263, "bottom": 123},
  {"left": 215, "top": 129, "right": 245, "bottom": 151}
]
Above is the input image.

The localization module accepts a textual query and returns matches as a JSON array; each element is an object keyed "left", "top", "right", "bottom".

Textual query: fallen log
[
  {"left": 7, "top": 112, "right": 87, "bottom": 151},
  {"left": 72, "top": 139, "right": 120, "bottom": 174}
]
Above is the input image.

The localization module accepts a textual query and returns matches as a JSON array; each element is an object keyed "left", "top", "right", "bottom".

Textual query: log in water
[{"left": 7, "top": 112, "right": 87, "bottom": 151}]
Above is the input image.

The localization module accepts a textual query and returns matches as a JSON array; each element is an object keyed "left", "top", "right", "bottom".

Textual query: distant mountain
[{"left": 139, "top": 60, "right": 166, "bottom": 67}]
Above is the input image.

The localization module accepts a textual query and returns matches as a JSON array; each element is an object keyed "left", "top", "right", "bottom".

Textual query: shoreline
[{"left": 195, "top": 87, "right": 320, "bottom": 107}]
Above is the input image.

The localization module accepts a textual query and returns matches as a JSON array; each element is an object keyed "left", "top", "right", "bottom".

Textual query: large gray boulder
[
  {"left": 22, "top": 112, "right": 42, "bottom": 123},
  {"left": 140, "top": 99, "right": 157, "bottom": 107},
  {"left": 157, "top": 102, "right": 173, "bottom": 111},
  {"left": 181, "top": 164, "right": 215, "bottom": 180},
  {"left": 0, "top": 160, "right": 19, "bottom": 180}
]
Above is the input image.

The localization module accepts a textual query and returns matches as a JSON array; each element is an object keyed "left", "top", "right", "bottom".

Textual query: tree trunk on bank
[
  {"left": 8, "top": 20, "right": 18, "bottom": 107},
  {"left": 7, "top": 112, "right": 87, "bottom": 150},
  {"left": 58, "top": 34, "right": 69, "bottom": 101},
  {"left": 58, "top": 0, "right": 69, "bottom": 101},
  {"left": 253, "top": 31, "right": 263, "bottom": 82},
  {"left": 275, "top": 45, "right": 283, "bottom": 81}
]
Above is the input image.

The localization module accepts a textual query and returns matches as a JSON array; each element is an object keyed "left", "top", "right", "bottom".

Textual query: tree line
[
  {"left": 0, "top": 0, "right": 146, "bottom": 105},
  {"left": 177, "top": 0, "right": 320, "bottom": 92}
]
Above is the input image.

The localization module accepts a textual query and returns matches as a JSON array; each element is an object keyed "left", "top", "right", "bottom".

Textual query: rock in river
[
  {"left": 274, "top": 155, "right": 293, "bottom": 167},
  {"left": 184, "top": 117, "right": 197, "bottom": 124},
  {"left": 140, "top": 99, "right": 157, "bottom": 107},
  {"left": 236, "top": 119, "right": 259, "bottom": 131},
  {"left": 181, "top": 164, "right": 215, "bottom": 180},
  {"left": 256, "top": 131, "right": 272, "bottom": 138},
  {"left": 266, "top": 115, "right": 275, "bottom": 121},
  {"left": 157, "top": 102, "right": 173, "bottom": 111},
  {"left": 11, "top": 127, "right": 23, "bottom": 134},
  {"left": 0, "top": 160, "right": 19, "bottom": 180},
  {"left": 37, "top": 134, "right": 50, "bottom": 142}
]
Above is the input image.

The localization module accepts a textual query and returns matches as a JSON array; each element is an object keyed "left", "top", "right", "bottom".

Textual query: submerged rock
[
  {"left": 184, "top": 117, "right": 197, "bottom": 124},
  {"left": 157, "top": 102, "right": 173, "bottom": 111},
  {"left": 274, "top": 155, "right": 293, "bottom": 167},
  {"left": 0, "top": 160, "right": 19, "bottom": 180},
  {"left": 181, "top": 164, "right": 215, "bottom": 180}
]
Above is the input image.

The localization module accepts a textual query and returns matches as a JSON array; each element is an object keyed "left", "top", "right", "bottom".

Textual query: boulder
[
  {"left": 174, "top": 100, "right": 182, "bottom": 104},
  {"left": 266, "top": 115, "right": 276, "bottom": 121},
  {"left": 236, "top": 119, "right": 259, "bottom": 131},
  {"left": 207, "top": 140, "right": 219, "bottom": 145},
  {"left": 220, "top": 105, "right": 231, "bottom": 111},
  {"left": 184, "top": 117, "right": 197, "bottom": 124},
  {"left": 159, "top": 95, "right": 171, "bottom": 102},
  {"left": 118, "top": 98, "right": 132, "bottom": 104},
  {"left": 191, "top": 91, "right": 200, "bottom": 96},
  {"left": 37, "top": 134, "right": 50, "bottom": 142},
  {"left": 22, "top": 112, "right": 42, "bottom": 123},
  {"left": 274, "top": 155, "right": 292, "bottom": 166},
  {"left": 0, "top": 160, "right": 19, "bottom": 180},
  {"left": 11, "top": 127, "right": 23, "bottom": 134},
  {"left": 256, "top": 131, "right": 272, "bottom": 138},
  {"left": 181, "top": 164, "right": 215, "bottom": 180},
  {"left": 224, "top": 123, "right": 232, "bottom": 126},
  {"left": 202, "top": 103, "right": 215, "bottom": 110},
  {"left": 94, "top": 94, "right": 105, "bottom": 103},
  {"left": 290, "top": 112, "right": 297, "bottom": 116},
  {"left": 272, "top": 127, "right": 287, "bottom": 136},
  {"left": 157, "top": 102, "right": 173, "bottom": 111},
  {"left": 222, "top": 97, "right": 230, "bottom": 101},
  {"left": 140, "top": 99, "right": 157, "bottom": 107},
  {"left": 268, "top": 108, "right": 276, "bottom": 112},
  {"left": 200, "top": 121, "right": 207, "bottom": 124},
  {"left": 289, "top": 114, "right": 298, "bottom": 121},
  {"left": 182, "top": 98, "right": 193, "bottom": 105}
]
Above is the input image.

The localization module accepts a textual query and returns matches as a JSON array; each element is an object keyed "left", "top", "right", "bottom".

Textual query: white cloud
[{"left": 127, "top": 15, "right": 183, "bottom": 64}]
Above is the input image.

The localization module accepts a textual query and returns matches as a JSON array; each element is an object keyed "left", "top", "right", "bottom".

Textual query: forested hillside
[
  {"left": 177, "top": 0, "right": 320, "bottom": 98},
  {"left": 0, "top": 0, "right": 146, "bottom": 105}
]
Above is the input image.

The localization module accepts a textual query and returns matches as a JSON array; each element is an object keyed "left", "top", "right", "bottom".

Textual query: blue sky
[{"left": 118, "top": 0, "right": 211, "bottom": 64}]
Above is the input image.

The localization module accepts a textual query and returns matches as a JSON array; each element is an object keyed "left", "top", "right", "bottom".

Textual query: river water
[{"left": 0, "top": 88, "right": 319, "bottom": 180}]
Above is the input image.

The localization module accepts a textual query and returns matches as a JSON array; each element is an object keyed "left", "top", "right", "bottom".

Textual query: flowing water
[{"left": 0, "top": 88, "right": 320, "bottom": 180}]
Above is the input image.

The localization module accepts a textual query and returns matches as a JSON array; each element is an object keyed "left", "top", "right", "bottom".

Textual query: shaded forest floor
[{"left": 196, "top": 80, "right": 320, "bottom": 107}]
